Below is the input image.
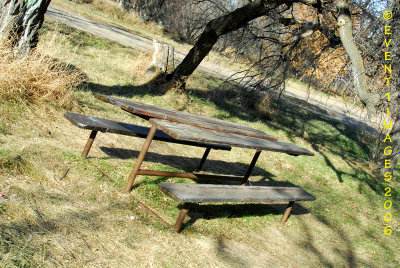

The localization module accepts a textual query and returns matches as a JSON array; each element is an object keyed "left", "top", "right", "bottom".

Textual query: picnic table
[
  {"left": 95, "top": 94, "right": 314, "bottom": 190},
  {"left": 93, "top": 94, "right": 315, "bottom": 231}
]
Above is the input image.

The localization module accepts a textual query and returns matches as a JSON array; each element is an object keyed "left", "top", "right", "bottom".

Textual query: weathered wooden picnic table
[
  {"left": 94, "top": 94, "right": 316, "bottom": 231},
  {"left": 95, "top": 94, "right": 314, "bottom": 191}
]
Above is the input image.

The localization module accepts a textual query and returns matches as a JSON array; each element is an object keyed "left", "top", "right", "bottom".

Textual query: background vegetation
[{"left": 0, "top": 1, "right": 399, "bottom": 267}]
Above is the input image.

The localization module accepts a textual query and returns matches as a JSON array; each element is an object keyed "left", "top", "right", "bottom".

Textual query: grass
[
  {"left": 52, "top": 0, "right": 166, "bottom": 42},
  {"left": 50, "top": 0, "right": 250, "bottom": 73},
  {"left": 0, "top": 19, "right": 399, "bottom": 267},
  {"left": 0, "top": 38, "right": 81, "bottom": 108}
]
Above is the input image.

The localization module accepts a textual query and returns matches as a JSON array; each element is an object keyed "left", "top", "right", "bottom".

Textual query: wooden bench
[
  {"left": 158, "top": 183, "right": 316, "bottom": 232},
  {"left": 65, "top": 112, "right": 231, "bottom": 170}
]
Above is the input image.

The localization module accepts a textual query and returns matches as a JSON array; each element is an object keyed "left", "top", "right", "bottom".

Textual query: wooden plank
[
  {"left": 150, "top": 118, "right": 314, "bottom": 156},
  {"left": 158, "top": 183, "right": 316, "bottom": 203},
  {"left": 64, "top": 112, "right": 231, "bottom": 150},
  {"left": 94, "top": 94, "right": 277, "bottom": 141}
]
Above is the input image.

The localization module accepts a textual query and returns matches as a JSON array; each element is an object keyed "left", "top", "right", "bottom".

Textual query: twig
[
  {"left": 59, "top": 167, "right": 70, "bottom": 181},
  {"left": 91, "top": 163, "right": 114, "bottom": 181},
  {"left": 129, "top": 194, "right": 172, "bottom": 228}
]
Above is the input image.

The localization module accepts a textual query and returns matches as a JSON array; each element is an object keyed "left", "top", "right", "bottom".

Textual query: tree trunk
[
  {"left": 0, "top": 0, "right": 51, "bottom": 56},
  {"left": 334, "top": 0, "right": 379, "bottom": 121},
  {"left": 146, "top": 39, "right": 174, "bottom": 79},
  {"left": 164, "top": 0, "right": 278, "bottom": 89}
]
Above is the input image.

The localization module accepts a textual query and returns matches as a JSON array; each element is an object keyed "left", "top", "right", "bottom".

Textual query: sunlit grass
[{"left": 0, "top": 19, "right": 398, "bottom": 267}]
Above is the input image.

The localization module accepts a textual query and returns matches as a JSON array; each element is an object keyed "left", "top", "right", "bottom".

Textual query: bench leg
[
  {"left": 241, "top": 149, "right": 262, "bottom": 185},
  {"left": 125, "top": 125, "right": 157, "bottom": 192},
  {"left": 281, "top": 201, "right": 295, "bottom": 224},
  {"left": 82, "top": 130, "right": 98, "bottom": 158},
  {"left": 174, "top": 203, "right": 190, "bottom": 233},
  {"left": 196, "top": 147, "right": 211, "bottom": 171}
]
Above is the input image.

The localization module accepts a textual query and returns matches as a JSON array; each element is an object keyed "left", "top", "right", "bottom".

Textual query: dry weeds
[{"left": 0, "top": 38, "right": 81, "bottom": 108}]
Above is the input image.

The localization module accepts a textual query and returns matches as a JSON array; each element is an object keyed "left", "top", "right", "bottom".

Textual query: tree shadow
[
  {"left": 289, "top": 211, "right": 381, "bottom": 267},
  {"left": 214, "top": 235, "right": 248, "bottom": 267},
  {"left": 81, "top": 81, "right": 164, "bottom": 99}
]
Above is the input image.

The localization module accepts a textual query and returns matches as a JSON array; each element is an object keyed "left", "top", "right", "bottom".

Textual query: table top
[
  {"left": 150, "top": 118, "right": 314, "bottom": 156},
  {"left": 95, "top": 94, "right": 277, "bottom": 141}
]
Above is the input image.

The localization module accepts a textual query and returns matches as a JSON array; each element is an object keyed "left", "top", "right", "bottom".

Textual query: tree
[
  {"left": 138, "top": 0, "right": 398, "bottom": 172},
  {"left": 159, "top": 0, "right": 371, "bottom": 96},
  {"left": 131, "top": 0, "right": 166, "bottom": 22},
  {"left": 117, "top": 0, "right": 133, "bottom": 12},
  {"left": 0, "top": 0, "right": 51, "bottom": 56}
]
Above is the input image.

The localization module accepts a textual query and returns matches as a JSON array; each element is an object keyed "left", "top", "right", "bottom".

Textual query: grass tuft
[
  {"left": 0, "top": 38, "right": 82, "bottom": 108},
  {"left": 0, "top": 150, "right": 27, "bottom": 175}
]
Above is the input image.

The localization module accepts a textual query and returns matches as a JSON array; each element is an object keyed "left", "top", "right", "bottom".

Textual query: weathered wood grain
[
  {"left": 65, "top": 112, "right": 231, "bottom": 150},
  {"left": 150, "top": 118, "right": 314, "bottom": 156},
  {"left": 158, "top": 183, "right": 316, "bottom": 203},
  {"left": 94, "top": 94, "right": 277, "bottom": 141}
]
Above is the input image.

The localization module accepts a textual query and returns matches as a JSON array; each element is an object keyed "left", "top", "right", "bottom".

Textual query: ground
[{"left": 0, "top": 3, "right": 399, "bottom": 267}]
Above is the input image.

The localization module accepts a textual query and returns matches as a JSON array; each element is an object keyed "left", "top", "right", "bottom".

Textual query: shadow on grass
[
  {"left": 290, "top": 211, "right": 388, "bottom": 268},
  {"left": 81, "top": 75, "right": 399, "bottom": 267},
  {"left": 181, "top": 202, "right": 311, "bottom": 230},
  {"left": 99, "top": 147, "right": 275, "bottom": 179},
  {"left": 81, "top": 81, "right": 163, "bottom": 99},
  {"left": 84, "top": 77, "right": 381, "bottom": 190}
]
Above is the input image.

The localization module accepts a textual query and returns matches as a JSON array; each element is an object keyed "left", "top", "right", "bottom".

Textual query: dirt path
[{"left": 46, "top": 4, "right": 379, "bottom": 132}]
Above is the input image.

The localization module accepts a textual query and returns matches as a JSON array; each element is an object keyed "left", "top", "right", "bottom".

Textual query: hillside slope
[{"left": 0, "top": 11, "right": 398, "bottom": 268}]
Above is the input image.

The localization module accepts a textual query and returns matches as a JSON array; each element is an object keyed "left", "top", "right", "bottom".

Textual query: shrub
[{"left": 0, "top": 39, "right": 82, "bottom": 108}]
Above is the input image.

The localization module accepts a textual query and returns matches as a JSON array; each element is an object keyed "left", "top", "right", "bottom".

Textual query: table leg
[
  {"left": 241, "top": 149, "right": 262, "bottom": 185},
  {"left": 82, "top": 130, "right": 98, "bottom": 158},
  {"left": 125, "top": 125, "right": 157, "bottom": 192},
  {"left": 281, "top": 201, "right": 295, "bottom": 224},
  {"left": 174, "top": 203, "right": 190, "bottom": 233},
  {"left": 196, "top": 147, "right": 211, "bottom": 171}
]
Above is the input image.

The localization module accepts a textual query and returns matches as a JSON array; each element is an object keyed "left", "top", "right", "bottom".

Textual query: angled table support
[
  {"left": 242, "top": 149, "right": 262, "bottom": 185},
  {"left": 125, "top": 125, "right": 157, "bottom": 192}
]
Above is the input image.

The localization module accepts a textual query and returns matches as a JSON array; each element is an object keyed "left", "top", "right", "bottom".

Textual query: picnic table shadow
[
  {"left": 179, "top": 202, "right": 311, "bottom": 232},
  {"left": 99, "top": 146, "right": 276, "bottom": 180}
]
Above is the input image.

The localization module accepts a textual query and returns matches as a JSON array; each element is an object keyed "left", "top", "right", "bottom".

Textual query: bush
[{"left": 0, "top": 39, "right": 82, "bottom": 108}]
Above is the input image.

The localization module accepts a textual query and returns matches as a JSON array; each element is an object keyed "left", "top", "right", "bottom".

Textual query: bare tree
[
  {"left": 134, "top": 0, "right": 398, "bottom": 172},
  {"left": 117, "top": 0, "right": 133, "bottom": 11},
  {"left": 131, "top": 0, "right": 166, "bottom": 21},
  {"left": 0, "top": 0, "right": 51, "bottom": 56}
]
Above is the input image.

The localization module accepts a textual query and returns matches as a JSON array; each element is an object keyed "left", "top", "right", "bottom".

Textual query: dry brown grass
[
  {"left": 82, "top": 0, "right": 164, "bottom": 37},
  {"left": 0, "top": 39, "right": 81, "bottom": 108}
]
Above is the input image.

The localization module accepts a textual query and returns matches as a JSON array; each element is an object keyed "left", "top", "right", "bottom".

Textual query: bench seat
[
  {"left": 158, "top": 182, "right": 316, "bottom": 232},
  {"left": 65, "top": 112, "right": 231, "bottom": 170}
]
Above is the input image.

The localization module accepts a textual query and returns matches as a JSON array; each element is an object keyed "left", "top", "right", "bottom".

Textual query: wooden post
[
  {"left": 281, "top": 201, "right": 295, "bottom": 224},
  {"left": 174, "top": 203, "right": 190, "bottom": 233},
  {"left": 196, "top": 147, "right": 211, "bottom": 171},
  {"left": 241, "top": 150, "right": 262, "bottom": 185},
  {"left": 146, "top": 39, "right": 175, "bottom": 79},
  {"left": 125, "top": 125, "right": 157, "bottom": 192},
  {"left": 82, "top": 130, "right": 98, "bottom": 158}
]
